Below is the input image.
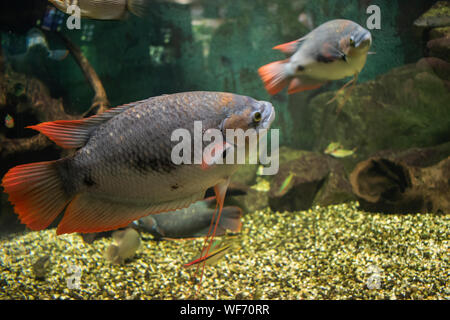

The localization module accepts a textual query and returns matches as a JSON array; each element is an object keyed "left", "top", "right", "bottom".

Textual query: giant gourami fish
[
  {"left": 2, "top": 92, "right": 275, "bottom": 236},
  {"left": 258, "top": 19, "right": 372, "bottom": 95}
]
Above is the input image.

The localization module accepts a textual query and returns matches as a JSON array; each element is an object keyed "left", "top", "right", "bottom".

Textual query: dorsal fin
[
  {"left": 28, "top": 100, "right": 144, "bottom": 149},
  {"left": 272, "top": 36, "right": 307, "bottom": 55}
]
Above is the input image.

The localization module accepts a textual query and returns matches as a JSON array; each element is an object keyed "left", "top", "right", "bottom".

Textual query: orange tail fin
[
  {"left": 258, "top": 60, "right": 290, "bottom": 95},
  {"left": 2, "top": 161, "right": 71, "bottom": 230}
]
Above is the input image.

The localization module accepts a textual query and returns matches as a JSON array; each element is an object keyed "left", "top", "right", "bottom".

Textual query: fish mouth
[
  {"left": 355, "top": 31, "right": 372, "bottom": 49},
  {"left": 258, "top": 101, "right": 276, "bottom": 130}
]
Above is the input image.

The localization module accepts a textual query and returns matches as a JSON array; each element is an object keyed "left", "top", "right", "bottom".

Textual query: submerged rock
[
  {"left": 294, "top": 63, "right": 450, "bottom": 167},
  {"left": 32, "top": 255, "right": 50, "bottom": 281},
  {"left": 350, "top": 155, "right": 450, "bottom": 214},
  {"left": 413, "top": 1, "right": 450, "bottom": 28},
  {"left": 268, "top": 151, "right": 354, "bottom": 212},
  {"left": 427, "top": 37, "right": 450, "bottom": 62}
]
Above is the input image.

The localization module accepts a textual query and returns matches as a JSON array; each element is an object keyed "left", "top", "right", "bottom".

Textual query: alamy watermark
[
  {"left": 61, "top": 3, "right": 381, "bottom": 31},
  {"left": 365, "top": 265, "right": 382, "bottom": 290},
  {"left": 66, "top": 264, "right": 82, "bottom": 289},
  {"left": 171, "top": 121, "right": 279, "bottom": 175}
]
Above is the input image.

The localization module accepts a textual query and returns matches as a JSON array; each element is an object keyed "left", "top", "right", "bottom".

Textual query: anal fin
[{"left": 57, "top": 192, "right": 205, "bottom": 235}]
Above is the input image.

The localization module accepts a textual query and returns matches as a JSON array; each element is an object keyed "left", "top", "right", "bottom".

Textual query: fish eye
[
  {"left": 253, "top": 112, "right": 262, "bottom": 123},
  {"left": 349, "top": 36, "right": 356, "bottom": 47}
]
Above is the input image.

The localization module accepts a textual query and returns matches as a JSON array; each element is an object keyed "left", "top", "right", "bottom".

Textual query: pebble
[{"left": 0, "top": 202, "right": 448, "bottom": 299}]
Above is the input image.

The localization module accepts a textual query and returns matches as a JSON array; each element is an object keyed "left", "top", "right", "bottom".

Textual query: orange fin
[
  {"left": 28, "top": 120, "right": 94, "bottom": 149},
  {"left": 273, "top": 39, "right": 301, "bottom": 55},
  {"left": 1, "top": 161, "right": 71, "bottom": 230},
  {"left": 258, "top": 60, "right": 290, "bottom": 95},
  {"left": 57, "top": 192, "right": 204, "bottom": 235},
  {"left": 27, "top": 102, "right": 141, "bottom": 149},
  {"left": 288, "top": 78, "right": 324, "bottom": 94}
]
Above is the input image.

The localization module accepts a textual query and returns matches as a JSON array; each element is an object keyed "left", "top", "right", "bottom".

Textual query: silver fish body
[
  {"left": 258, "top": 19, "right": 372, "bottom": 95},
  {"left": 2, "top": 92, "right": 275, "bottom": 235},
  {"left": 136, "top": 198, "right": 242, "bottom": 239},
  {"left": 288, "top": 19, "right": 372, "bottom": 81}
]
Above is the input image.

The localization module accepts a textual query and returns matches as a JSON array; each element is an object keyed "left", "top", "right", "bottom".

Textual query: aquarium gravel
[{"left": 0, "top": 202, "right": 448, "bottom": 300}]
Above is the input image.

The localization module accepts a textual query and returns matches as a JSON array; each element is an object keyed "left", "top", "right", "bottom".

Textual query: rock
[
  {"left": 230, "top": 164, "right": 258, "bottom": 186},
  {"left": 312, "top": 160, "right": 355, "bottom": 207},
  {"left": 230, "top": 188, "right": 269, "bottom": 214},
  {"left": 429, "top": 26, "right": 450, "bottom": 40},
  {"left": 268, "top": 151, "right": 354, "bottom": 212},
  {"left": 350, "top": 155, "right": 450, "bottom": 214},
  {"left": 416, "top": 57, "right": 450, "bottom": 81},
  {"left": 32, "top": 255, "right": 51, "bottom": 281},
  {"left": 294, "top": 63, "right": 450, "bottom": 169},
  {"left": 370, "top": 142, "right": 450, "bottom": 168},
  {"left": 427, "top": 37, "right": 450, "bottom": 62},
  {"left": 413, "top": 1, "right": 450, "bottom": 28}
]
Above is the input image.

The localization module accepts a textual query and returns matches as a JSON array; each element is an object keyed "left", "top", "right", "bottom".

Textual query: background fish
[
  {"left": 26, "top": 28, "right": 68, "bottom": 61},
  {"left": 104, "top": 227, "right": 141, "bottom": 264},
  {"left": 4, "top": 114, "right": 15, "bottom": 129},
  {"left": 258, "top": 19, "right": 372, "bottom": 95},
  {"left": 2, "top": 92, "right": 274, "bottom": 235},
  {"left": 183, "top": 236, "right": 240, "bottom": 268},
  {"left": 6, "top": 28, "right": 68, "bottom": 63},
  {"left": 135, "top": 198, "right": 242, "bottom": 239},
  {"left": 49, "top": 0, "right": 152, "bottom": 20}
]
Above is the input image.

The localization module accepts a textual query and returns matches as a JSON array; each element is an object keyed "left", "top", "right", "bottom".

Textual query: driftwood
[
  {"left": 57, "top": 32, "right": 110, "bottom": 117},
  {"left": 350, "top": 156, "right": 450, "bottom": 214}
]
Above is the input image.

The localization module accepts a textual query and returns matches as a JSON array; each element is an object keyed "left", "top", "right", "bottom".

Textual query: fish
[
  {"left": 250, "top": 177, "right": 271, "bottom": 192},
  {"left": 275, "top": 172, "right": 295, "bottom": 197},
  {"left": 258, "top": 19, "right": 372, "bottom": 96},
  {"left": 4, "top": 114, "right": 14, "bottom": 129},
  {"left": 183, "top": 236, "right": 239, "bottom": 268},
  {"left": 328, "top": 148, "right": 356, "bottom": 158},
  {"left": 298, "top": 12, "right": 314, "bottom": 30},
  {"left": 48, "top": 0, "right": 152, "bottom": 20},
  {"left": 25, "top": 28, "right": 68, "bottom": 61},
  {"left": 104, "top": 227, "right": 141, "bottom": 264},
  {"left": 2, "top": 91, "right": 274, "bottom": 237},
  {"left": 324, "top": 142, "right": 343, "bottom": 154},
  {"left": 134, "top": 198, "right": 243, "bottom": 239},
  {"left": 324, "top": 141, "right": 356, "bottom": 158}
]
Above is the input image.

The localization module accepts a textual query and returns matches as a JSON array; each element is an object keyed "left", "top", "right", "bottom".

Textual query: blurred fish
[
  {"left": 25, "top": 28, "right": 68, "bottom": 61},
  {"left": 135, "top": 198, "right": 243, "bottom": 239},
  {"left": 328, "top": 148, "right": 356, "bottom": 158},
  {"left": 298, "top": 12, "right": 314, "bottom": 30},
  {"left": 4, "top": 114, "right": 14, "bottom": 129},
  {"left": 183, "top": 236, "right": 239, "bottom": 268},
  {"left": 2, "top": 91, "right": 274, "bottom": 236},
  {"left": 250, "top": 177, "right": 270, "bottom": 192},
  {"left": 104, "top": 228, "right": 141, "bottom": 264},
  {"left": 324, "top": 142, "right": 356, "bottom": 158},
  {"left": 48, "top": 0, "right": 152, "bottom": 20},
  {"left": 258, "top": 19, "right": 372, "bottom": 96},
  {"left": 275, "top": 172, "right": 295, "bottom": 197},
  {"left": 324, "top": 142, "right": 343, "bottom": 154}
]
